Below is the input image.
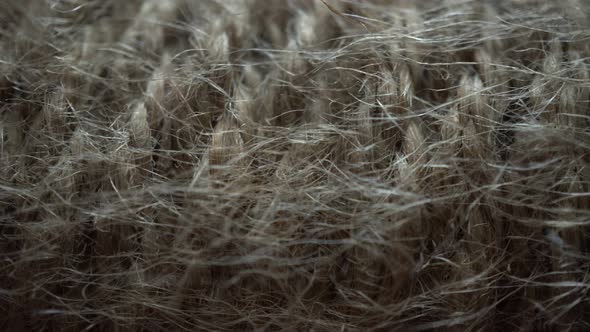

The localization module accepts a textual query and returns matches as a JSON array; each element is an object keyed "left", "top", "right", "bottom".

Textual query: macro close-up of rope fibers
[{"left": 1, "top": 0, "right": 590, "bottom": 331}]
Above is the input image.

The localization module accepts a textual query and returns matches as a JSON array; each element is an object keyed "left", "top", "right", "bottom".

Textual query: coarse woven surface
[{"left": 1, "top": 0, "right": 590, "bottom": 331}]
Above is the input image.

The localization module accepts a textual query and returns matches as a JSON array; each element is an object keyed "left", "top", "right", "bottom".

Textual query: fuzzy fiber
[{"left": 1, "top": 0, "right": 590, "bottom": 331}]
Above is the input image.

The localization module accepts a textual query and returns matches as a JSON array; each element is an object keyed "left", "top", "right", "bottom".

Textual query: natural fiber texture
[{"left": 2, "top": 0, "right": 590, "bottom": 331}]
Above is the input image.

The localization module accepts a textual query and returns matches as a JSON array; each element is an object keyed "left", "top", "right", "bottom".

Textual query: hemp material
[{"left": 1, "top": 1, "right": 590, "bottom": 331}]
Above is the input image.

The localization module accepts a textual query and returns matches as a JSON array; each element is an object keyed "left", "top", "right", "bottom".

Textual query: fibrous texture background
[{"left": 1, "top": 0, "right": 590, "bottom": 331}]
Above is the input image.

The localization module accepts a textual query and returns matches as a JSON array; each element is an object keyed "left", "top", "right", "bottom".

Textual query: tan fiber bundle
[{"left": 1, "top": 0, "right": 590, "bottom": 331}]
